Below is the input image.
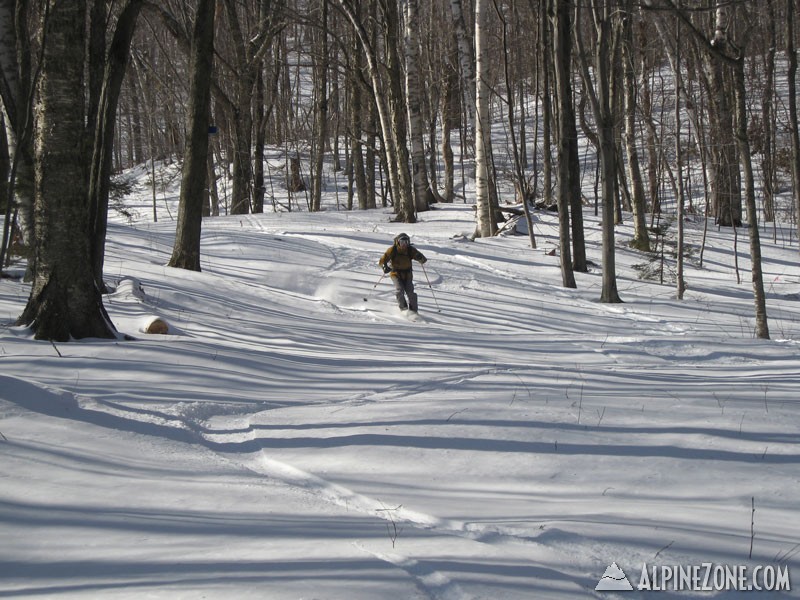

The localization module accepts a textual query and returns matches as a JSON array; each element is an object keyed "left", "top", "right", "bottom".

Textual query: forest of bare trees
[{"left": 1, "top": 0, "right": 799, "bottom": 340}]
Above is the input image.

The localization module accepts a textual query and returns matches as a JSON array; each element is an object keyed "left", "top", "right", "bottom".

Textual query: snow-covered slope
[{"left": 2, "top": 202, "right": 798, "bottom": 598}]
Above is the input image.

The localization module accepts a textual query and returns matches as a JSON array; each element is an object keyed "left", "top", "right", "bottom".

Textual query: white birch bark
[{"left": 474, "top": 0, "right": 492, "bottom": 237}]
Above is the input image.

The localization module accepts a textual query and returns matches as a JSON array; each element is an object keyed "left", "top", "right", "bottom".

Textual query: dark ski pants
[{"left": 392, "top": 270, "right": 418, "bottom": 311}]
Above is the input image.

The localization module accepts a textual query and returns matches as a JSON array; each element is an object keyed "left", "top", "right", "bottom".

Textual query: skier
[{"left": 378, "top": 233, "right": 427, "bottom": 313}]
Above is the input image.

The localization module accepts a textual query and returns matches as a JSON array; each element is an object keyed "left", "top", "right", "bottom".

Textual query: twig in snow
[
  {"left": 376, "top": 503, "right": 404, "bottom": 548},
  {"left": 654, "top": 541, "right": 674, "bottom": 559},
  {"left": 596, "top": 407, "right": 606, "bottom": 427},
  {"left": 446, "top": 408, "right": 468, "bottom": 422},
  {"left": 509, "top": 371, "right": 532, "bottom": 406}
]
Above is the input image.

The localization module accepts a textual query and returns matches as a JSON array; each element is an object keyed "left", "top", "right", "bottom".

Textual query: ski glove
[
  {"left": 382, "top": 264, "right": 391, "bottom": 274},
  {"left": 419, "top": 257, "right": 427, "bottom": 264}
]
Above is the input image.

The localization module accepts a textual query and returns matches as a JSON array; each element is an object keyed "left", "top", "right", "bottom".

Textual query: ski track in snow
[
  {"left": 208, "top": 429, "right": 586, "bottom": 600},
  {"left": 47, "top": 387, "right": 588, "bottom": 600},
  {"left": 71, "top": 362, "right": 604, "bottom": 599},
  {"left": 352, "top": 542, "right": 469, "bottom": 600}
]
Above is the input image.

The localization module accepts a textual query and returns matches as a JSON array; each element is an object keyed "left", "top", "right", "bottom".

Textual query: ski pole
[
  {"left": 363, "top": 272, "right": 386, "bottom": 302},
  {"left": 420, "top": 263, "right": 441, "bottom": 312}
]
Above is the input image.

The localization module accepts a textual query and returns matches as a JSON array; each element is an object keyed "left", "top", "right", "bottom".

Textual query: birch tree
[
  {"left": 704, "top": 4, "right": 742, "bottom": 227},
  {"left": 474, "top": 0, "right": 495, "bottom": 237}
]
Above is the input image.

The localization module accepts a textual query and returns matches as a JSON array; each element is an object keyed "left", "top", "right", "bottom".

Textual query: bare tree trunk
[
  {"left": 127, "top": 68, "right": 145, "bottom": 165},
  {"left": 621, "top": 0, "right": 649, "bottom": 251},
  {"left": 88, "top": 0, "right": 145, "bottom": 292},
  {"left": 675, "top": 16, "right": 686, "bottom": 300},
  {"left": 365, "top": 95, "right": 378, "bottom": 209},
  {"left": 733, "top": 57, "right": 769, "bottom": 339},
  {"left": 577, "top": 0, "right": 622, "bottom": 302},
  {"left": 384, "top": 0, "right": 415, "bottom": 221},
  {"left": 229, "top": 91, "right": 253, "bottom": 214},
  {"left": 703, "top": 4, "right": 741, "bottom": 227},
  {"left": 404, "top": 0, "right": 432, "bottom": 213},
  {"left": 760, "top": 0, "right": 777, "bottom": 224},
  {"left": 474, "top": 0, "right": 494, "bottom": 237},
  {"left": 169, "top": 0, "right": 215, "bottom": 271},
  {"left": 441, "top": 64, "right": 457, "bottom": 202},
  {"left": 19, "top": 0, "right": 116, "bottom": 341},
  {"left": 0, "top": 0, "right": 35, "bottom": 276},
  {"left": 311, "top": 0, "right": 328, "bottom": 212},
  {"left": 539, "top": 0, "right": 553, "bottom": 211},
  {"left": 448, "top": 0, "right": 476, "bottom": 134},
  {"left": 253, "top": 67, "right": 266, "bottom": 214},
  {"left": 788, "top": 0, "right": 800, "bottom": 248},
  {"left": 551, "top": 0, "right": 576, "bottom": 287},
  {"left": 348, "top": 41, "right": 368, "bottom": 210},
  {"left": 639, "top": 53, "right": 660, "bottom": 215},
  {"left": 706, "top": 0, "right": 768, "bottom": 335},
  {"left": 207, "top": 145, "right": 219, "bottom": 216}
]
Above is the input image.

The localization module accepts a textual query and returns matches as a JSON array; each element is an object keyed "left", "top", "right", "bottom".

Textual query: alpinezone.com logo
[{"left": 596, "top": 562, "right": 792, "bottom": 593}]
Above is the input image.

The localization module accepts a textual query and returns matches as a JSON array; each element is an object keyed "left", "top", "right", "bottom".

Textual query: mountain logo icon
[{"left": 595, "top": 562, "right": 634, "bottom": 591}]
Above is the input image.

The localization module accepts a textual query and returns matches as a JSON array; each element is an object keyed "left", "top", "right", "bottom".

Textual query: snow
[{"left": 2, "top": 185, "right": 800, "bottom": 598}]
